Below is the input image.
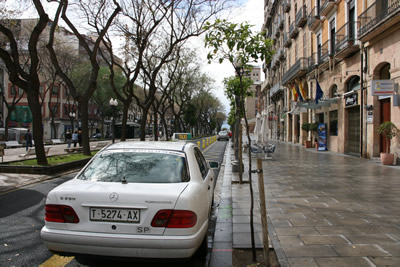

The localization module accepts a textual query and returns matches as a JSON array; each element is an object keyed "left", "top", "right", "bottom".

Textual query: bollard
[
  {"left": 197, "top": 141, "right": 200, "bottom": 148},
  {"left": 202, "top": 139, "right": 205, "bottom": 149}
]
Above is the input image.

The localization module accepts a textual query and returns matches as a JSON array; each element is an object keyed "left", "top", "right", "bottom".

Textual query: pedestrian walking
[
  {"left": 72, "top": 131, "right": 78, "bottom": 147},
  {"left": 65, "top": 131, "right": 72, "bottom": 148},
  {"left": 78, "top": 130, "right": 82, "bottom": 147},
  {"left": 24, "top": 129, "right": 32, "bottom": 151}
]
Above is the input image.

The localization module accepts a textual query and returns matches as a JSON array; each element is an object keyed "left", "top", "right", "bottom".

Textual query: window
[
  {"left": 52, "top": 85, "right": 58, "bottom": 96},
  {"left": 194, "top": 147, "right": 209, "bottom": 179},
  {"left": 10, "top": 85, "right": 17, "bottom": 96},
  {"left": 77, "top": 150, "right": 189, "bottom": 183},
  {"left": 329, "top": 110, "right": 338, "bottom": 136}
]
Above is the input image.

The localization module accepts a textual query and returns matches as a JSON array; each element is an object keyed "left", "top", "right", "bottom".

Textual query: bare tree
[
  {"left": 47, "top": 0, "right": 121, "bottom": 155},
  {"left": 0, "top": 1, "right": 50, "bottom": 164}
]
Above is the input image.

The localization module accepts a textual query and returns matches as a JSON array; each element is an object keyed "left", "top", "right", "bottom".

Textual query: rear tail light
[
  {"left": 45, "top": 205, "right": 80, "bottom": 223},
  {"left": 151, "top": 210, "right": 197, "bottom": 228}
]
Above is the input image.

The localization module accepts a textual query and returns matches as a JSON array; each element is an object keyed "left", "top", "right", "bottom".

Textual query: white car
[{"left": 41, "top": 141, "right": 218, "bottom": 259}]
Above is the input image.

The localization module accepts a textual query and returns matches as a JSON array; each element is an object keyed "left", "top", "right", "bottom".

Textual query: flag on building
[
  {"left": 295, "top": 83, "right": 304, "bottom": 101},
  {"left": 296, "top": 79, "right": 307, "bottom": 100},
  {"left": 291, "top": 84, "right": 298, "bottom": 102},
  {"left": 316, "top": 80, "right": 324, "bottom": 104}
]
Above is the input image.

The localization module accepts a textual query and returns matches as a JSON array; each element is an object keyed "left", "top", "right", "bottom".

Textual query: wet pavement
[{"left": 211, "top": 139, "right": 400, "bottom": 267}]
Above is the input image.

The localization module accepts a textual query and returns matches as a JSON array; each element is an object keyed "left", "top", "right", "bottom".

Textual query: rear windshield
[{"left": 77, "top": 150, "right": 189, "bottom": 183}]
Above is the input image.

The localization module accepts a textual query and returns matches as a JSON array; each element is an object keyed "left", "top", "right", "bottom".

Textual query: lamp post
[
  {"left": 109, "top": 98, "right": 118, "bottom": 144},
  {"left": 69, "top": 112, "right": 76, "bottom": 133}
]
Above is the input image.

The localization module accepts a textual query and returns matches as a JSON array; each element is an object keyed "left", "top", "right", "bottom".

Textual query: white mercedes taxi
[{"left": 41, "top": 141, "right": 218, "bottom": 259}]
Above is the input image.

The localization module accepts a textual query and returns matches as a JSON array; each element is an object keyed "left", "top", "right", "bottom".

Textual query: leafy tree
[{"left": 204, "top": 19, "right": 274, "bottom": 263}]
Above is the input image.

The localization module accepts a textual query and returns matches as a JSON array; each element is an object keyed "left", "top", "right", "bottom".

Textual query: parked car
[
  {"left": 217, "top": 130, "right": 229, "bottom": 141},
  {"left": 41, "top": 141, "right": 218, "bottom": 259},
  {"left": 91, "top": 133, "right": 102, "bottom": 139}
]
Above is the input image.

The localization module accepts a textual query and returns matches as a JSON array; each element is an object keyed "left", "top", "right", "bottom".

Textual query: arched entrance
[{"left": 346, "top": 76, "right": 360, "bottom": 155}]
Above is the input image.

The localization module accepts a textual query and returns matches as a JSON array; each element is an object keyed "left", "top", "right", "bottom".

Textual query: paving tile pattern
[{"left": 249, "top": 142, "right": 400, "bottom": 266}]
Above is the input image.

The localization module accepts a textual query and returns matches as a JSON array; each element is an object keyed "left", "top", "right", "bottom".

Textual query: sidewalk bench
[
  {"left": 91, "top": 141, "right": 108, "bottom": 150},
  {"left": 51, "top": 139, "right": 63, "bottom": 145},
  {"left": 64, "top": 147, "right": 83, "bottom": 153},
  {"left": 19, "top": 146, "right": 51, "bottom": 159},
  {"left": 5, "top": 141, "right": 23, "bottom": 148}
]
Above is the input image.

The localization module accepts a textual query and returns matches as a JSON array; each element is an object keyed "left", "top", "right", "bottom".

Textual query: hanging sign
[
  {"left": 345, "top": 93, "right": 358, "bottom": 107},
  {"left": 371, "top": 80, "right": 395, "bottom": 96}
]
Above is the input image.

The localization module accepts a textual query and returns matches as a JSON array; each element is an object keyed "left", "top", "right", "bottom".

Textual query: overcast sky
[
  {"left": 18, "top": 0, "right": 264, "bottom": 117},
  {"left": 193, "top": 0, "right": 264, "bottom": 116}
]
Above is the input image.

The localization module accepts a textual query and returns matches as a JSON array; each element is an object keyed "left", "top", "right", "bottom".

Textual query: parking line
[{"left": 39, "top": 255, "right": 74, "bottom": 267}]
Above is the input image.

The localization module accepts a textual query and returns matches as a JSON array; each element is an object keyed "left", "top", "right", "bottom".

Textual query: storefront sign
[
  {"left": 345, "top": 93, "right": 358, "bottom": 107},
  {"left": 366, "top": 111, "right": 373, "bottom": 124},
  {"left": 371, "top": 80, "right": 395, "bottom": 96}
]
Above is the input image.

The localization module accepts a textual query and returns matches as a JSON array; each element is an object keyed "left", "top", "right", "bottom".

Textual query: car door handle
[{"left": 208, "top": 185, "right": 211, "bottom": 190}]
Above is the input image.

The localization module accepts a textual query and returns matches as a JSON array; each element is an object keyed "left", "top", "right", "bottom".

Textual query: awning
[
  {"left": 288, "top": 98, "right": 339, "bottom": 113},
  {"left": 10, "top": 106, "right": 33, "bottom": 123}
]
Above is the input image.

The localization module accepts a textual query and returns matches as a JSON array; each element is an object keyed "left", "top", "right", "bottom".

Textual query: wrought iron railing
[
  {"left": 335, "top": 21, "right": 359, "bottom": 53},
  {"left": 307, "top": 53, "right": 318, "bottom": 72},
  {"left": 318, "top": 40, "right": 329, "bottom": 64},
  {"left": 358, "top": 0, "right": 400, "bottom": 36},
  {"left": 283, "top": 32, "right": 292, "bottom": 47},
  {"left": 282, "top": 58, "right": 308, "bottom": 84},
  {"left": 270, "top": 82, "right": 283, "bottom": 97},
  {"left": 307, "top": 6, "right": 320, "bottom": 28},
  {"left": 296, "top": 5, "right": 308, "bottom": 27},
  {"left": 289, "top": 22, "right": 299, "bottom": 38},
  {"left": 320, "top": 0, "right": 335, "bottom": 14}
]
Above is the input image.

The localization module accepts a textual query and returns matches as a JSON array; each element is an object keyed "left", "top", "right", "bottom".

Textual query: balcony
[
  {"left": 283, "top": 32, "right": 292, "bottom": 47},
  {"left": 320, "top": 0, "right": 336, "bottom": 17},
  {"left": 270, "top": 82, "right": 284, "bottom": 98},
  {"left": 289, "top": 22, "right": 299, "bottom": 39},
  {"left": 275, "top": 19, "right": 281, "bottom": 38},
  {"left": 307, "top": 53, "right": 318, "bottom": 74},
  {"left": 296, "top": 5, "right": 308, "bottom": 28},
  {"left": 308, "top": 6, "right": 321, "bottom": 31},
  {"left": 278, "top": 48, "right": 285, "bottom": 60},
  {"left": 279, "top": 16, "right": 285, "bottom": 29},
  {"left": 284, "top": 0, "right": 291, "bottom": 13},
  {"left": 282, "top": 58, "right": 308, "bottom": 84},
  {"left": 317, "top": 40, "right": 330, "bottom": 66},
  {"left": 358, "top": 0, "right": 400, "bottom": 41},
  {"left": 335, "top": 21, "right": 360, "bottom": 59}
]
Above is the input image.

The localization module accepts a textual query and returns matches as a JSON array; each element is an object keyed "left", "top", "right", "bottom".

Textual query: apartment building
[{"left": 262, "top": 0, "right": 400, "bottom": 163}]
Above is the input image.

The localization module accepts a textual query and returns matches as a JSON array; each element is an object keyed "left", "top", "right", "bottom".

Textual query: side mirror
[{"left": 208, "top": 161, "right": 219, "bottom": 169}]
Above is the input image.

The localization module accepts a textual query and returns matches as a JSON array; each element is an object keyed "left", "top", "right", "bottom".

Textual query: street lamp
[
  {"left": 109, "top": 98, "right": 118, "bottom": 143},
  {"left": 69, "top": 112, "right": 76, "bottom": 133}
]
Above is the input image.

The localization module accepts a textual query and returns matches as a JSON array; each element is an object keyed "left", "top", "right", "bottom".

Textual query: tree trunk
[
  {"left": 153, "top": 111, "right": 159, "bottom": 141},
  {"left": 80, "top": 100, "right": 91, "bottom": 155},
  {"left": 139, "top": 108, "right": 149, "bottom": 141},
  {"left": 121, "top": 101, "right": 130, "bottom": 141},
  {"left": 27, "top": 90, "right": 48, "bottom": 165}
]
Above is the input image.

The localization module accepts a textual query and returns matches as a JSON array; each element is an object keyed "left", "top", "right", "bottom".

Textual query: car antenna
[{"left": 121, "top": 176, "right": 127, "bottom": 184}]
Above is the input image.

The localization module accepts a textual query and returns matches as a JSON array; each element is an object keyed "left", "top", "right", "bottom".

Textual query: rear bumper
[{"left": 41, "top": 224, "right": 207, "bottom": 258}]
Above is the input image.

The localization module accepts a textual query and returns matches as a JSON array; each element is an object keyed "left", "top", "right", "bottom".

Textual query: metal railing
[
  {"left": 282, "top": 58, "right": 308, "bottom": 84},
  {"left": 320, "top": 0, "right": 335, "bottom": 15},
  {"left": 307, "top": 6, "right": 320, "bottom": 28},
  {"left": 289, "top": 22, "right": 299, "bottom": 38},
  {"left": 284, "top": 0, "right": 291, "bottom": 12},
  {"left": 270, "top": 82, "right": 283, "bottom": 97},
  {"left": 358, "top": 0, "right": 400, "bottom": 36},
  {"left": 318, "top": 40, "right": 329, "bottom": 65},
  {"left": 335, "top": 21, "right": 359, "bottom": 53},
  {"left": 296, "top": 5, "right": 308, "bottom": 27},
  {"left": 307, "top": 53, "right": 318, "bottom": 72},
  {"left": 284, "top": 32, "right": 292, "bottom": 47}
]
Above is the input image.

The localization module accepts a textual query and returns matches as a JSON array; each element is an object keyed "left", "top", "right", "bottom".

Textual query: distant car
[
  {"left": 92, "top": 133, "right": 101, "bottom": 139},
  {"left": 41, "top": 141, "right": 219, "bottom": 259},
  {"left": 217, "top": 130, "right": 229, "bottom": 141}
]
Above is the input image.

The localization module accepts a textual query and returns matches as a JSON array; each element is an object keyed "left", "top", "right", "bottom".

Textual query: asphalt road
[{"left": 0, "top": 139, "right": 228, "bottom": 267}]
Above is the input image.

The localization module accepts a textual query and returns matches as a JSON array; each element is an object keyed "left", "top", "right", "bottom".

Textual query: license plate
[{"left": 89, "top": 208, "right": 140, "bottom": 223}]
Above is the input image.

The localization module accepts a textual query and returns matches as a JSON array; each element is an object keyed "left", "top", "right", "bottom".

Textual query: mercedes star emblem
[{"left": 109, "top": 192, "right": 119, "bottom": 202}]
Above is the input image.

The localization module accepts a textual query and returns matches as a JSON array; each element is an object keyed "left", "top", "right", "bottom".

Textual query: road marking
[{"left": 40, "top": 255, "right": 74, "bottom": 267}]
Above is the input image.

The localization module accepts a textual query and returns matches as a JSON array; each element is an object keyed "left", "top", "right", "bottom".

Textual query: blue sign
[{"left": 317, "top": 123, "right": 327, "bottom": 151}]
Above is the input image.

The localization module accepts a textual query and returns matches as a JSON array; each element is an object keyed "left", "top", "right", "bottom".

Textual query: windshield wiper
[{"left": 121, "top": 176, "right": 128, "bottom": 184}]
